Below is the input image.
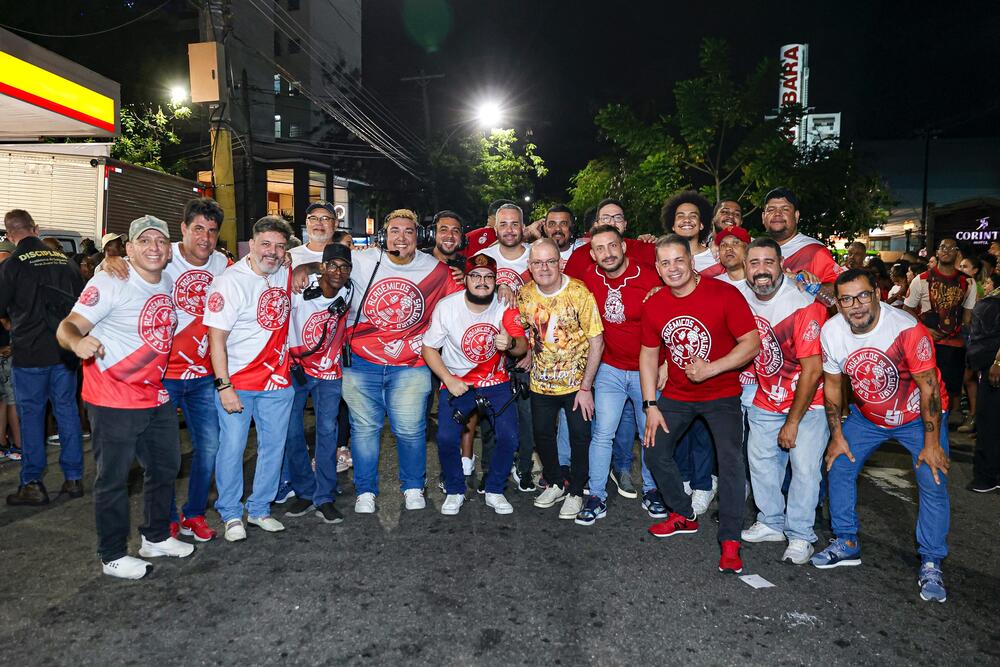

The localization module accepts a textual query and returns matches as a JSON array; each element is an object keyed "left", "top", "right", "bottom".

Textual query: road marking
[{"left": 861, "top": 467, "right": 915, "bottom": 504}]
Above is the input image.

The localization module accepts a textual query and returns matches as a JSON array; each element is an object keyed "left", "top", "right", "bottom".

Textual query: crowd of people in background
[{"left": 1, "top": 187, "right": 998, "bottom": 605}]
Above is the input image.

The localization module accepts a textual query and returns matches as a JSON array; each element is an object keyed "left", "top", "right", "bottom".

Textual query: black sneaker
[
  {"left": 6, "top": 481, "right": 50, "bottom": 506},
  {"left": 641, "top": 490, "right": 668, "bottom": 519},
  {"left": 477, "top": 476, "right": 486, "bottom": 495},
  {"left": 518, "top": 473, "right": 536, "bottom": 493},
  {"left": 284, "top": 497, "right": 315, "bottom": 517},
  {"left": 315, "top": 502, "right": 344, "bottom": 524}
]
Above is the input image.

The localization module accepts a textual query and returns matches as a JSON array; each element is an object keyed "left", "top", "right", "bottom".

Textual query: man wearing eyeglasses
[
  {"left": 280, "top": 244, "right": 353, "bottom": 525},
  {"left": 816, "top": 269, "right": 951, "bottom": 603},
  {"left": 289, "top": 201, "right": 339, "bottom": 268},
  {"left": 564, "top": 199, "right": 656, "bottom": 280}
]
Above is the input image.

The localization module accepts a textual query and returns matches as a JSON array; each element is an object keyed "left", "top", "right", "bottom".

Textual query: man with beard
[
  {"left": 422, "top": 253, "right": 528, "bottom": 515},
  {"left": 817, "top": 269, "right": 951, "bottom": 603},
  {"left": 737, "top": 238, "right": 828, "bottom": 565},
  {"left": 575, "top": 225, "right": 667, "bottom": 526},
  {"left": 760, "top": 188, "right": 842, "bottom": 297},
  {"left": 289, "top": 201, "right": 338, "bottom": 268},
  {"left": 427, "top": 210, "right": 466, "bottom": 284},
  {"left": 464, "top": 199, "right": 514, "bottom": 257},
  {"left": 640, "top": 234, "right": 760, "bottom": 574},
  {"left": 713, "top": 199, "right": 744, "bottom": 233},
  {"left": 542, "top": 205, "right": 587, "bottom": 269},
  {"left": 844, "top": 241, "right": 868, "bottom": 270},
  {"left": 564, "top": 199, "right": 656, "bottom": 279},
  {"left": 662, "top": 191, "right": 716, "bottom": 272},
  {"left": 204, "top": 216, "right": 295, "bottom": 542}
]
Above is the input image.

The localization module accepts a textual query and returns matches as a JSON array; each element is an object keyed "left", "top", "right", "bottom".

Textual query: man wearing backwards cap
[
  {"left": 422, "top": 253, "right": 528, "bottom": 516},
  {"left": 58, "top": 215, "right": 191, "bottom": 580}
]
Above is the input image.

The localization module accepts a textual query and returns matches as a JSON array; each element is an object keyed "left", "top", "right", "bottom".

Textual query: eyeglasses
[
  {"left": 324, "top": 262, "right": 351, "bottom": 273},
  {"left": 598, "top": 214, "right": 625, "bottom": 223},
  {"left": 467, "top": 272, "right": 496, "bottom": 283},
  {"left": 836, "top": 290, "right": 874, "bottom": 307},
  {"left": 529, "top": 258, "right": 559, "bottom": 268},
  {"left": 307, "top": 215, "right": 335, "bottom": 223}
]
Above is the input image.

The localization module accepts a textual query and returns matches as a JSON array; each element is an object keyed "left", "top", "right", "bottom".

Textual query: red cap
[
  {"left": 714, "top": 227, "right": 751, "bottom": 246},
  {"left": 465, "top": 253, "right": 497, "bottom": 274}
]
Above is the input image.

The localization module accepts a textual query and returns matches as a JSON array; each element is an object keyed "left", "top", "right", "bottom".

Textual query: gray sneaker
[{"left": 609, "top": 469, "right": 637, "bottom": 499}]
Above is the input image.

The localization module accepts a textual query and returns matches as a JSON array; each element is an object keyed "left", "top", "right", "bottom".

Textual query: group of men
[{"left": 0, "top": 187, "right": 954, "bottom": 603}]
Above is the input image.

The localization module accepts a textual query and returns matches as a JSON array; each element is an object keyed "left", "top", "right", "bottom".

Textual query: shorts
[{"left": 0, "top": 356, "right": 15, "bottom": 405}]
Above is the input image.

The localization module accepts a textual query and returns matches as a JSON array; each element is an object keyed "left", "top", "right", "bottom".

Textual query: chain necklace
[{"left": 599, "top": 262, "right": 640, "bottom": 324}]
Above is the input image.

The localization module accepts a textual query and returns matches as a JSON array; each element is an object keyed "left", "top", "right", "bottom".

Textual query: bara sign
[{"left": 778, "top": 43, "right": 809, "bottom": 145}]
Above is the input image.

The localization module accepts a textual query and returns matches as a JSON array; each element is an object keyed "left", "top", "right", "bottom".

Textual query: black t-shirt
[{"left": 0, "top": 236, "right": 83, "bottom": 367}]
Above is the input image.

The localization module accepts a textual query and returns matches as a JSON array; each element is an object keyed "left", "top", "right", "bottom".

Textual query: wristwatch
[
  {"left": 214, "top": 377, "right": 231, "bottom": 389},
  {"left": 642, "top": 400, "right": 658, "bottom": 410}
]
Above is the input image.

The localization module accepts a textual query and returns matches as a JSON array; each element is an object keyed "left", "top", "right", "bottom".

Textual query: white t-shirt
[
  {"left": 288, "top": 244, "right": 324, "bottom": 269},
  {"left": 478, "top": 244, "right": 530, "bottom": 291},
  {"left": 73, "top": 271, "right": 176, "bottom": 409},
  {"left": 693, "top": 248, "right": 716, "bottom": 272},
  {"left": 203, "top": 258, "right": 291, "bottom": 391},
  {"left": 289, "top": 286, "right": 350, "bottom": 380},
  {"left": 559, "top": 239, "right": 587, "bottom": 270},
  {"left": 163, "top": 244, "right": 230, "bottom": 380},
  {"left": 714, "top": 271, "right": 744, "bottom": 287}
]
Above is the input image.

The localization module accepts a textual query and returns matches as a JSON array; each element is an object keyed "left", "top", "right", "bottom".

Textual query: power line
[{"left": 0, "top": 1, "right": 171, "bottom": 38}]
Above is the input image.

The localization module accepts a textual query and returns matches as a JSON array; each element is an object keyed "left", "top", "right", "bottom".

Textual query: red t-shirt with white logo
[
  {"left": 821, "top": 302, "right": 949, "bottom": 428},
  {"left": 641, "top": 276, "right": 756, "bottom": 401},
  {"left": 581, "top": 260, "right": 664, "bottom": 371},
  {"left": 564, "top": 238, "right": 657, "bottom": 280},
  {"left": 347, "top": 249, "right": 462, "bottom": 367},
  {"left": 203, "top": 258, "right": 292, "bottom": 391},
  {"left": 737, "top": 279, "right": 827, "bottom": 413},
  {"left": 464, "top": 226, "right": 497, "bottom": 257},
  {"left": 72, "top": 272, "right": 177, "bottom": 409},
  {"left": 289, "top": 287, "right": 349, "bottom": 380},
  {"left": 478, "top": 244, "right": 531, "bottom": 292},
  {"left": 779, "top": 233, "right": 842, "bottom": 283},
  {"left": 163, "top": 245, "right": 230, "bottom": 380},
  {"left": 423, "top": 292, "right": 526, "bottom": 387}
]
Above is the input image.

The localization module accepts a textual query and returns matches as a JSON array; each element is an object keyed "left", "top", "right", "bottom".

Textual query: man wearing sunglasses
[{"left": 816, "top": 269, "right": 951, "bottom": 603}]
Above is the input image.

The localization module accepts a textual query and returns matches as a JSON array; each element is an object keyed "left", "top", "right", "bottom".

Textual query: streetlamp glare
[
  {"left": 475, "top": 101, "right": 503, "bottom": 129},
  {"left": 169, "top": 86, "right": 188, "bottom": 106}
]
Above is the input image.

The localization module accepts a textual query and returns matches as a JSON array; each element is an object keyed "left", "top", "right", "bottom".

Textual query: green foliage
[{"left": 111, "top": 103, "right": 191, "bottom": 172}]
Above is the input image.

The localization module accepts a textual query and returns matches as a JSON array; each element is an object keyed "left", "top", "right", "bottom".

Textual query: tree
[{"left": 112, "top": 103, "right": 192, "bottom": 173}]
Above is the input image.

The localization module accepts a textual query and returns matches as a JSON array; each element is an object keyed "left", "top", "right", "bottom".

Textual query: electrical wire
[{"left": 0, "top": 1, "right": 171, "bottom": 38}]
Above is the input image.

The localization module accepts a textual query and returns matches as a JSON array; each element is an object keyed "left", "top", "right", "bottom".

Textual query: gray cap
[
  {"left": 128, "top": 215, "right": 170, "bottom": 242},
  {"left": 0, "top": 240, "right": 16, "bottom": 253}
]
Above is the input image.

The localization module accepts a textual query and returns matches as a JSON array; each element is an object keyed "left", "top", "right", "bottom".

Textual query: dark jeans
[
  {"left": 87, "top": 402, "right": 179, "bottom": 562},
  {"left": 674, "top": 417, "right": 717, "bottom": 490},
  {"left": 644, "top": 395, "right": 745, "bottom": 542},
  {"left": 437, "top": 383, "right": 518, "bottom": 494},
  {"left": 974, "top": 373, "right": 1000, "bottom": 485},
  {"left": 935, "top": 344, "right": 966, "bottom": 407},
  {"left": 530, "top": 390, "right": 590, "bottom": 495}
]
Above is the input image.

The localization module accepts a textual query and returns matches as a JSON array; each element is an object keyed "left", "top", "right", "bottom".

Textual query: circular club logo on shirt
[
  {"left": 173, "top": 269, "right": 213, "bottom": 316},
  {"left": 803, "top": 319, "right": 821, "bottom": 342},
  {"left": 462, "top": 323, "right": 499, "bottom": 363},
  {"left": 916, "top": 335, "right": 933, "bottom": 362},
  {"left": 844, "top": 347, "right": 899, "bottom": 404},
  {"left": 302, "top": 310, "right": 336, "bottom": 350},
  {"left": 138, "top": 294, "right": 177, "bottom": 354},
  {"left": 257, "top": 288, "right": 290, "bottom": 330},
  {"left": 363, "top": 278, "right": 424, "bottom": 331},
  {"left": 496, "top": 267, "right": 525, "bottom": 289},
  {"left": 754, "top": 315, "right": 783, "bottom": 377},
  {"left": 79, "top": 286, "right": 100, "bottom": 307},
  {"left": 207, "top": 292, "right": 225, "bottom": 313},
  {"left": 660, "top": 316, "right": 712, "bottom": 367}
]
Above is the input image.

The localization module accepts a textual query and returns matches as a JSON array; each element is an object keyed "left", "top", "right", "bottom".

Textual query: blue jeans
[
  {"left": 11, "top": 363, "right": 83, "bottom": 485},
  {"left": 342, "top": 354, "right": 431, "bottom": 496},
  {"left": 674, "top": 417, "right": 716, "bottom": 490},
  {"left": 747, "top": 406, "right": 829, "bottom": 542},
  {"left": 214, "top": 387, "right": 294, "bottom": 522},
  {"left": 556, "top": 410, "right": 570, "bottom": 467},
  {"left": 588, "top": 364, "right": 656, "bottom": 499},
  {"left": 163, "top": 376, "right": 220, "bottom": 520},
  {"left": 829, "top": 406, "right": 951, "bottom": 562},
  {"left": 437, "top": 383, "right": 518, "bottom": 494},
  {"left": 283, "top": 373, "right": 342, "bottom": 505}
]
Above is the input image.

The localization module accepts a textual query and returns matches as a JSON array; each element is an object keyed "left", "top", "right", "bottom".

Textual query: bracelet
[
  {"left": 578, "top": 387, "right": 591, "bottom": 392},
  {"left": 215, "top": 383, "right": 233, "bottom": 393}
]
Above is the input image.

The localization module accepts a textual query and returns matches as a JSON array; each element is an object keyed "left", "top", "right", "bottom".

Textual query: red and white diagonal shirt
[
  {"left": 163, "top": 245, "right": 230, "bottom": 380},
  {"left": 288, "top": 288, "right": 349, "bottom": 381}
]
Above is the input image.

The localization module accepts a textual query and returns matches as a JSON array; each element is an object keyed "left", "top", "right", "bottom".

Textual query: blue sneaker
[
  {"left": 274, "top": 481, "right": 295, "bottom": 504},
  {"left": 810, "top": 537, "right": 862, "bottom": 569},
  {"left": 918, "top": 562, "right": 947, "bottom": 603},
  {"left": 574, "top": 495, "right": 607, "bottom": 526},
  {"left": 641, "top": 490, "right": 668, "bottom": 519}
]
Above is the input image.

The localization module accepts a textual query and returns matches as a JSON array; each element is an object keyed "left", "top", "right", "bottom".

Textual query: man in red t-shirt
[{"left": 639, "top": 234, "right": 760, "bottom": 573}]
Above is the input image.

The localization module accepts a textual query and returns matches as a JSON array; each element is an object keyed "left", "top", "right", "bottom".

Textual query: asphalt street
[{"left": 1, "top": 414, "right": 998, "bottom": 666}]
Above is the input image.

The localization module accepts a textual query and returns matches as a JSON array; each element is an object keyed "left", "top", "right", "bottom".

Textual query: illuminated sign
[{"left": 779, "top": 43, "right": 809, "bottom": 146}]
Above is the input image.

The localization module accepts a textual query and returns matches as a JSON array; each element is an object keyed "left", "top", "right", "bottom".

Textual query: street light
[
  {"left": 475, "top": 100, "right": 503, "bottom": 129},
  {"left": 169, "top": 85, "right": 188, "bottom": 106},
  {"left": 523, "top": 195, "right": 531, "bottom": 203}
]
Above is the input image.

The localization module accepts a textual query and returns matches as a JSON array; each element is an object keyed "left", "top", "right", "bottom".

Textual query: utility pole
[
  {"left": 918, "top": 127, "right": 933, "bottom": 253},
  {"left": 401, "top": 71, "right": 444, "bottom": 211}
]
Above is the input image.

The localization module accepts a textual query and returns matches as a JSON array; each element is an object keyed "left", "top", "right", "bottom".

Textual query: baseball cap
[
  {"left": 101, "top": 232, "right": 125, "bottom": 248},
  {"left": 306, "top": 201, "right": 337, "bottom": 217},
  {"left": 465, "top": 253, "right": 497, "bottom": 275},
  {"left": 127, "top": 215, "right": 170, "bottom": 242},
  {"left": 714, "top": 227, "right": 751, "bottom": 246},
  {"left": 322, "top": 243, "right": 352, "bottom": 265}
]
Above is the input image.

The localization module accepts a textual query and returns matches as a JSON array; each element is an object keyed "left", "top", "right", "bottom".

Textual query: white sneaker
[
  {"left": 403, "top": 488, "right": 426, "bottom": 510},
  {"left": 782, "top": 539, "right": 814, "bottom": 565},
  {"left": 691, "top": 487, "right": 716, "bottom": 515},
  {"left": 461, "top": 455, "right": 476, "bottom": 477},
  {"left": 682, "top": 481, "right": 692, "bottom": 496},
  {"left": 247, "top": 515, "right": 285, "bottom": 532},
  {"left": 559, "top": 494, "right": 584, "bottom": 519},
  {"left": 741, "top": 521, "right": 786, "bottom": 543},
  {"left": 355, "top": 492, "right": 377, "bottom": 514},
  {"left": 224, "top": 519, "right": 246, "bottom": 542},
  {"left": 336, "top": 447, "right": 351, "bottom": 473},
  {"left": 441, "top": 494, "right": 464, "bottom": 515},
  {"left": 102, "top": 555, "right": 152, "bottom": 580},
  {"left": 534, "top": 484, "right": 567, "bottom": 508},
  {"left": 138, "top": 535, "right": 195, "bottom": 558},
  {"left": 485, "top": 492, "right": 514, "bottom": 515}
]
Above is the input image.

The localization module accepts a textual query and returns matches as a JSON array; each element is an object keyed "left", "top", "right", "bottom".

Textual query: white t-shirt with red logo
[
  {"left": 347, "top": 249, "right": 462, "bottom": 367},
  {"left": 289, "top": 287, "right": 349, "bottom": 380},
  {"left": 423, "top": 292, "right": 526, "bottom": 387},
  {"left": 779, "top": 233, "right": 842, "bottom": 283},
  {"left": 203, "top": 258, "right": 292, "bottom": 391},
  {"left": 737, "top": 279, "right": 827, "bottom": 413},
  {"left": 288, "top": 244, "right": 323, "bottom": 269},
  {"left": 464, "top": 226, "right": 497, "bottom": 257},
  {"left": 479, "top": 244, "right": 530, "bottom": 291},
  {"left": 73, "top": 271, "right": 177, "bottom": 409},
  {"left": 163, "top": 245, "right": 230, "bottom": 380},
  {"left": 821, "top": 302, "right": 949, "bottom": 428}
]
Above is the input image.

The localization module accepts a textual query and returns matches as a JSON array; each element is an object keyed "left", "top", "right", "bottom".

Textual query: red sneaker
[
  {"left": 169, "top": 521, "right": 180, "bottom": 539},
  {"left": 648, "top": 512, "right": 699, "bottom": 538},
  {"left": 179, "top": 514, "right": 217, "bottom": 542},
  {"left": 719, "top": 539, "right": 743, "bottom": 574}
]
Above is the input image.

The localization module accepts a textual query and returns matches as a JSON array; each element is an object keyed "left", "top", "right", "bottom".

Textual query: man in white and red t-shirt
[
  {"left": 343, "top": 209, "right": 462, "bottom": 514},
  {"left": 57, "top": 215, "right": 193, "bottom": 580},
  {"left": 288, "top": 200, "right": 338, "bottom": 268},
  {"left": 815, "top": 268, "right": 951, "bottom": 603},
  {"left": 662, "top": 191, "right": 716, "bottom": 272},
  {"left": 712, "top": 227, "right": 759, "bottom": 405},
  {"left": 422, "top": 253, "right": 527, "bottom": 516},
  {"left": 639, "top": 234, "right": 760, "bottom": 574},
  {"left": 761, "top": 187, "right": 841, "bottom": 299},
  {"left": 735, "top": 238, "right": 829, "bottom": 565},
  {"left": 204, "top": 216, "right": 295, "bottom": 542},
  {"left": 462, "top": 199, "right": 512, "bottom": 257}
]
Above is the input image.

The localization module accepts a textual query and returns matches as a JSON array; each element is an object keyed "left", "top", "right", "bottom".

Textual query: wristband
[
  {"left": 216, "top": 382, "right": 233, "bottom": 393},
  {"left": 642, "top": 400, "right": 658, "bottom": 410},
  {"left": 578, "top": 387, "right": 591, "bottom": 392}
]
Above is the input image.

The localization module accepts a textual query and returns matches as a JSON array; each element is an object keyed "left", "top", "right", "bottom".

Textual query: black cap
[
  {"left": 306, "top": 201, "right": 337, "bottom": 216},
  {"left": 323, "top": 242, "right": 352, "bottom": 264}
]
